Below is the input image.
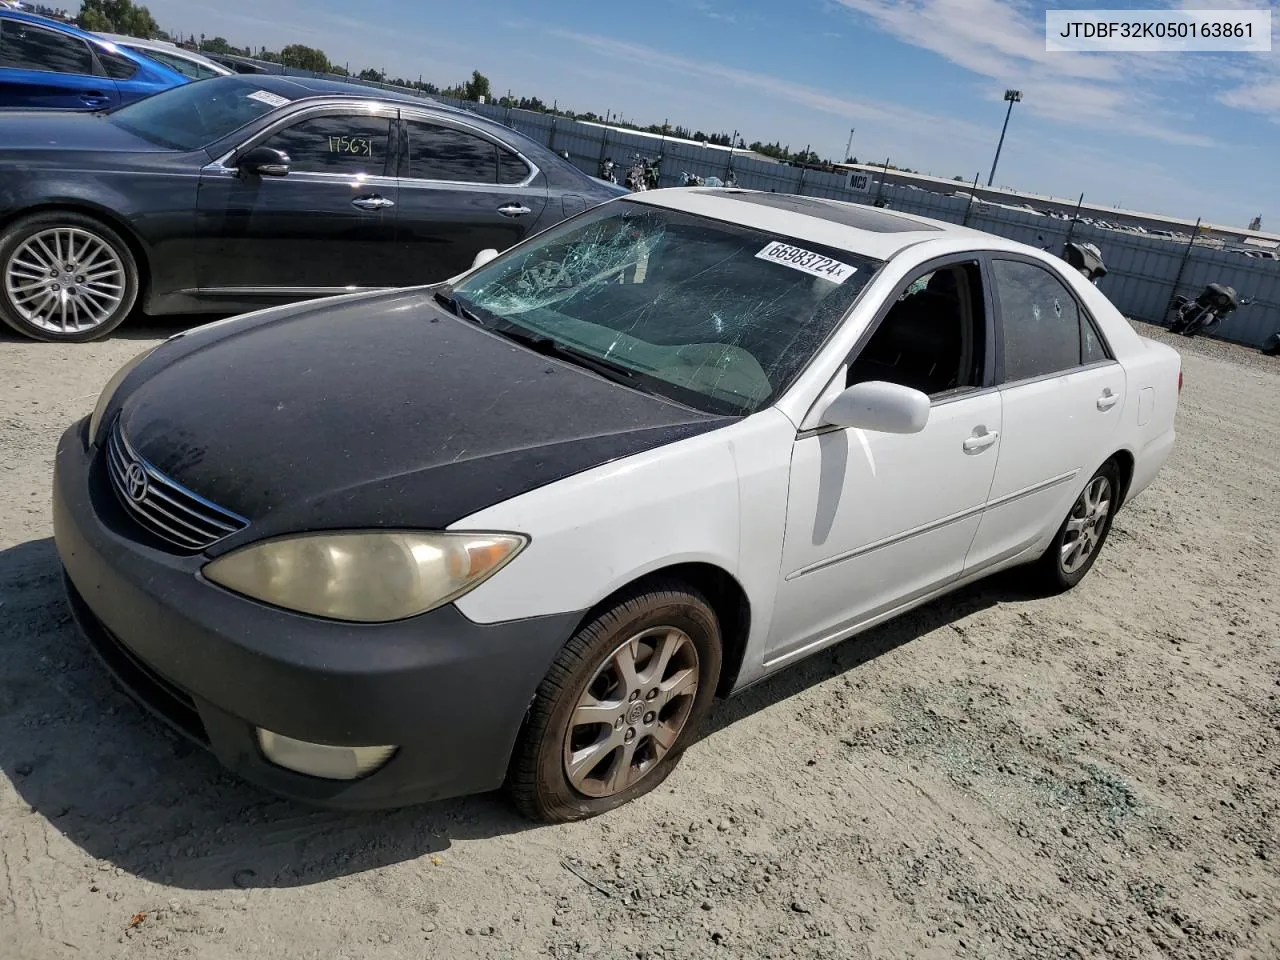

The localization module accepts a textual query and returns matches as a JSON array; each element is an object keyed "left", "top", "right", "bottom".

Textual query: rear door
[
  {"left": 0, "top": 18, "right": 118, "bottom": 109},
  {"left": 964, "top": 255, "right": 1126, "bottom": 570},
  {"left": 196, "top": 106, "right": 402, "bottom": 296},
  {"left": 390, "top": 113, "right": 549, "bottom": 284}
]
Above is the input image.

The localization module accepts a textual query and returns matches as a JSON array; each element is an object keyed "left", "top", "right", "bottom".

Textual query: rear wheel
[
  {"left": 1029, "top": 460, "right": 1121, "bottom": 594},
  {"left": 507, "top": 584, "right": 722, "bottom": 822},
  {"left": 0, "top": 212, "right": 139, "bottom": 342}
]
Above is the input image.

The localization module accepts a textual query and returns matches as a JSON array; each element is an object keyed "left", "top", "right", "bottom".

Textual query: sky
[{"left": 142, "top": 0, "right": 1280, "bottom": 228}]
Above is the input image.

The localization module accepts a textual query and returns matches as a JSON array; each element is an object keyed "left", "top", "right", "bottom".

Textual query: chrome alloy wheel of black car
[{"left": 4, "top": 227, "right": 126, "bottom": 335}]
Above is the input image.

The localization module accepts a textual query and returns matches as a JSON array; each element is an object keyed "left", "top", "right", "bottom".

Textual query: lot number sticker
[
  {"left": 755, "top": 241, "right": 857, "bottom": 283},
  {"left": 247, "top": 89, "right": 290, "bottom": 108}
]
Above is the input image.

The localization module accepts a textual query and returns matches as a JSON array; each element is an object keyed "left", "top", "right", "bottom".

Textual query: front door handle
[
  {"left": 497, "top": 204, "right": 532, "bottom": 218},
  {"left": 351, "top": 195, "right": 394, "bottom": 211},
  {"left": 1097, "top": 389, "right": 1119, "bottom": 411},
  {"left": 962, "top": 429, "right": 999, "bottom": 453}
]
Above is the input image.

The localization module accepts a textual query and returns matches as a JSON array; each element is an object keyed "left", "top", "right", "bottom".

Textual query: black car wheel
[
  {"left": 0, "top": 212, "right": 140, "bottom": 343},
  {"left": 1030, "top": 460, "right": 1121, "bottom": 594},
  {"left": 508, "top": 583, "right": 722, "bottom": 822}
]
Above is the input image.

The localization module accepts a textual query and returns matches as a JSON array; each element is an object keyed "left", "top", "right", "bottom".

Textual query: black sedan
[{"left": 0, "top": 74, "right": 625, "bottom": 341}]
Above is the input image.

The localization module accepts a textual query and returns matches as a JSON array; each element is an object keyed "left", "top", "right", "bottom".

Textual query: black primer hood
[{"left": 116, "top": 290, "right": 729, "bottom": 550}]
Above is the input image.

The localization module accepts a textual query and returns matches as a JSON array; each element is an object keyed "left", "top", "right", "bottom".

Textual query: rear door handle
[
  {"left": 963, "top": 429, "right": 999, "bottom": 453},
  {"left": 1097, "top": 389, "right": 1119, "bottom": 411},
  {"left": 351, "top": 195, "right": 394, "bottom": 211},
  {"left": 79, "top": 92, "right": 109, "bottom": 107},
  {"left": 497, "top": 204, "right": 532, "bottom": 218}
]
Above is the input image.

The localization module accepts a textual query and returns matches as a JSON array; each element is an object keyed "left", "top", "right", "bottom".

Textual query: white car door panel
[
  {"left": 966, "top": 364, "right": 1126, "bottom": 569},
  {"left": 766, "top": 389, "right": 1001, "bottom": 665}
]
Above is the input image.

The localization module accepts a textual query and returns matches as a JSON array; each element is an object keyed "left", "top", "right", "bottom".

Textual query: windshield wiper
[
  {"left": 490, "top": 324, "right": 635, "bottom": 381},
  {"left": 434, "top": 289, "right": 488, "bottom": 326}
]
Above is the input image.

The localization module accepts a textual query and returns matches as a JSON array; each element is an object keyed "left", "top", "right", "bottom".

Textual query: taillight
[{"left": 1178, "top": 368, "right": 1184, "bottom": 393}]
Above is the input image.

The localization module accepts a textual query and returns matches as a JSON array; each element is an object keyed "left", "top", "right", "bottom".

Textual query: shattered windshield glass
[{"left": 450, "top": 200, "right": 881, "bottom": 415}]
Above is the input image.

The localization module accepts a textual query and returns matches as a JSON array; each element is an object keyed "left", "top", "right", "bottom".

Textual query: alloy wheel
[
  {"left": 3, "top": 227, "right": 126, "bottom": 335},
  {"left": 563, "top": 626, "right": 700, "bottom": 798},
  {"left": 1061, "top": 475, "right": 1112, "bottom": 574}
]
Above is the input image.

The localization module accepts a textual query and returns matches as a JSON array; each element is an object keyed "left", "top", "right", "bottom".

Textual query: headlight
[
  {"left": 88, "top": 348, "right": 154, "bottom": 441},
  {"left": 202, "top": 530, "right": 528, "bottom": 622}
]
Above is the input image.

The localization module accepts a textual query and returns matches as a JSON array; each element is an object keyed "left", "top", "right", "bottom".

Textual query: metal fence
[{"left": 269, "top": 65, "right": 1279, "bottom": 347}]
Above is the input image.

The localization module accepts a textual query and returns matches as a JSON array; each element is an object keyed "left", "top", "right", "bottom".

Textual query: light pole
[{"left": 987, "top": 89, "right": 1022, "bottom": 187}]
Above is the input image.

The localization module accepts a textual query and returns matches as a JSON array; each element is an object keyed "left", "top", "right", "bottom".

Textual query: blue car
[{"left": 0, "top": 11, "right": 186, "bottom": 110}]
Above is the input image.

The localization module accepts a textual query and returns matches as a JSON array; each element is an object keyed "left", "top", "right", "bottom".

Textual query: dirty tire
[
  {"left": 1029, "top": 459, "right": 1122, "bottom": 595},
  {"left": 508, "top": 583, "right": 722, "bottom": 823},
  {"left": 0, "top": 211, "right": 139, "bottom": 343}
]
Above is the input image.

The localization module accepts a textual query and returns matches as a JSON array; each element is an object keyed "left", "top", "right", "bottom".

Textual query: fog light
[{"left": 257, "top": 729, "right": 396, "bottom": 780}]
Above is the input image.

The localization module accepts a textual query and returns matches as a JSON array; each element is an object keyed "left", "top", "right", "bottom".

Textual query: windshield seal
[{"left": 450, "top": 200, "right": 882, "bottom": 416}]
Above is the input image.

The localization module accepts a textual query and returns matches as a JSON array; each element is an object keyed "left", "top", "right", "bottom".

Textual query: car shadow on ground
[{"left": 0, "top": 535, "right": 1036, "bottom": 892}]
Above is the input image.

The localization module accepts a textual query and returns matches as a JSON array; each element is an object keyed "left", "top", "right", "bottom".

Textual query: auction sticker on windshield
[
  {"left": 755, "top": 241, "right": 857, "bottom": 283},
  {"left": 247, "top": 90, "right": 290, "bottom": 108}
]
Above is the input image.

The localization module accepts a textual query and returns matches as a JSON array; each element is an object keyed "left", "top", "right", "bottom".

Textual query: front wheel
[
  {"left": 1029, "top": 460, "right": 1121, "bottom": 594},
  {"left": 507, "top": 584, "right": 722, "bottom": 822},
  {"left": 0, "top": 212, "right": 139, "bottom": 342}
]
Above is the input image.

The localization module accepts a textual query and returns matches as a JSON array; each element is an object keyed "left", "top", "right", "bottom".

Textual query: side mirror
[
  {"left": 822, "top": 381, "right": 930, "bottom": 434},
  {"left": 471, "top": 248, "right": 499, "bottom": 270},
  {"left": 236, "top": 146, "right": 290, "bottom": 177}
]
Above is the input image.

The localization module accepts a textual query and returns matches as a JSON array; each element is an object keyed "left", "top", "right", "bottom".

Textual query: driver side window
[
  {"left": 847, "top": 261, "right": 986, "bottom": 398},
  {"left": 259, "top": 114, "right": 392, "bottom": 176}
]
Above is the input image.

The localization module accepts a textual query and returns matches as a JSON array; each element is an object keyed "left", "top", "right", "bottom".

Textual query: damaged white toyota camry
[{"left": 55, "top": 189, "right": 1181, "bottom": 822}]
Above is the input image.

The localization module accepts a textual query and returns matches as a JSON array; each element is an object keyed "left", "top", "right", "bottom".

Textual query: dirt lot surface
[{"left": 1, "top": 318, "right": 1277, "bottom": 960}]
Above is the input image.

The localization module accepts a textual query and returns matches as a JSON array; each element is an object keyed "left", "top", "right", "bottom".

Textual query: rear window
[{"left": 108, "top": 75, "right": 294, "bottom": 149}]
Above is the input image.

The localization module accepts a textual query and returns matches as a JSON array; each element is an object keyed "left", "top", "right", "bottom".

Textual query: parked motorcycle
[
  {"left": 625, "top": 154, "right": 663, "bottom": 191},
  {"left": 680, "top": 171, "right": 705, "bottom": 187},
  {"left": 1168, "top": 283, "right": 1252, "bottom": 338},
  {"left": 1063, "top": 241, "right": 1107, "bottom": 284},
  {"left": 598, "top": 157, "right": 617, "bottom": 184}
]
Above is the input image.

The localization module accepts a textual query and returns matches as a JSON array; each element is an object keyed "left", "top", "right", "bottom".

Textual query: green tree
[
  {"left": 78, "top": 0, "right": 160, "bottom": 37},
  {"left": 357, "top": 67, "right": 385, "bottom": 82},
  {"left": 462, "top": 69, "right": 491, "bottom": 102},
  {"left": 279, "top": 43, "right": 329, "bottom": 72}
]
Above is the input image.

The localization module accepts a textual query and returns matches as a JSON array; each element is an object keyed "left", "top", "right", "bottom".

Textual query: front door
[
  {"left": 766, "top": 259, "right": 1001, "bottom": 666},
  {"left": 391, "top": 115, "right": 549, "bottom": 284},
  {"left": 965, "top": 256, "right": 1126, "bottom": 569},
  {"left": 0, "top": 18, "right": 118, "bottom": 110},
  {"left": 195, "top": 108, "right": 401, "bottom": 297}
]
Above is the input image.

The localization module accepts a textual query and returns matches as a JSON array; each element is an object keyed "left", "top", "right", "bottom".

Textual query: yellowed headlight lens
[{"left": 203, "top": 531, "right": 527, "bottom": 622}]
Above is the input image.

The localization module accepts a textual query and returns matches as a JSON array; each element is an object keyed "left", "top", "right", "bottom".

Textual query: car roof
[
  {"left": 0, "top": 9, "right": 101, "bottom": 41},
  {"left": 94, "top": 33, "right": 231, "bottom": 71},
  {"left": 627, "top": 188, "right": 997, "bottom": 261}
]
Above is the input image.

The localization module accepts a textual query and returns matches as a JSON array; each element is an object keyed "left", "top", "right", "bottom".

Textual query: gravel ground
[{"left": 1, "top": 317, "right": 1277, "bottom": 960}]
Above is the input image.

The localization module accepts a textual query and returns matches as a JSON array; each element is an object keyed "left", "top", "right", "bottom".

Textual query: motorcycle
[
  {"left": 625, "top": 154, "right": 663, "bottom": 191},
  {"left": 1168, "top": 283, "right": 1252, "bottom": 338},
  {"left": 598, "top": 157, "right": 617, "bottom": 184},
  {"left": 1063, "top": 241, "right": 1107, "bottom": 284},
  {"left": 680, "top": 171, "right": 705, "bottom": 187}
]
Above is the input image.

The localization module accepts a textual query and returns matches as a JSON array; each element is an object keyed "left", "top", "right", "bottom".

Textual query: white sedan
[{"left": 54, "top": 188, "right": 1181, "bottom": 822}]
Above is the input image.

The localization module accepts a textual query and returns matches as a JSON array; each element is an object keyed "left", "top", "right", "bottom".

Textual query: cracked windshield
[{"left": 453, "top": 203, "right": 880, "bottom": 414}]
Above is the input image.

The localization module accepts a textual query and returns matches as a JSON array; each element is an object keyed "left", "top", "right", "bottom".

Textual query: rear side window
[
  {"left": 262, "top": 114, "right": 392, "bottom": 176},
  {"left": 402, "top": 120, "right": 500, "bottom": 183},
  {"left": 137, "top": 48, "right": 205, "bottom": 79},
  {"left": 0, "top": 20, "right": 95, "bottom": 75},
  {"left": 498, "top": 148, "right": 530, "bottom": 184},
  {"left": 97, "top": 46, "right": 138, "bottom": 81},
  {"left": 991, "top": 259, "right": 1089, "bottom": 382}
]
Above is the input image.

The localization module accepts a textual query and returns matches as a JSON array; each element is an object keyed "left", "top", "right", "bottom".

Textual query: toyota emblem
[{"left": 124, "top": 461, "right": 149, "bottom": 503}]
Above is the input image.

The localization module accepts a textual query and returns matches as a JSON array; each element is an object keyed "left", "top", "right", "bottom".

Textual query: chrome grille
[{"left": 106, "top": 419, "right": 248, "bottom": 552}]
